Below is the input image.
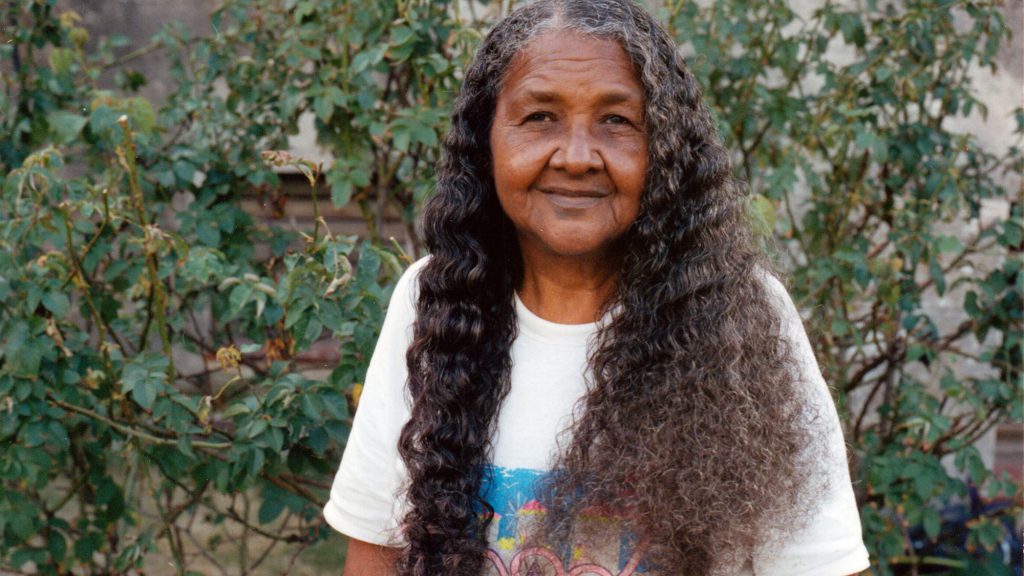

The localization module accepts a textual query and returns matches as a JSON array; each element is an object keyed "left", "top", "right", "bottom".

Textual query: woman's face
[{"left": 490, "top": 31, "right": 648, "bottom": 262}]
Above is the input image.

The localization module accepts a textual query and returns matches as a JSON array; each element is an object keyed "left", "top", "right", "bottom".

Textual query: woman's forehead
[{"left": 499, "top": 31, "right": 642, "bottom": 104}]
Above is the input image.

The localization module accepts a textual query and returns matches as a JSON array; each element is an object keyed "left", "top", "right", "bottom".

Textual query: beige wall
[{"left": 62, "top": 0, "right": 216, "bottom": 104}]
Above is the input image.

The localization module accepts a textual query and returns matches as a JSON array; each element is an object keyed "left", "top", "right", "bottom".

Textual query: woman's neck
[{"left": 516, "top": 247, "right": 619, "bottom": 324}]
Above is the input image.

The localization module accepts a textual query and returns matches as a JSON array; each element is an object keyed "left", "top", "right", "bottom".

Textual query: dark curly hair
[{"left": 397, "top": 1, "right": 825, "bottom": 574}]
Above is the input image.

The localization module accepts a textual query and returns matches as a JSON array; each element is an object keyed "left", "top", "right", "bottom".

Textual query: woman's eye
[
  {"left": 605, "top": 115, "right": 632, "bottom": 125},
  {"left": 524, "top": 112, "right": 552, "bottom": 122}
]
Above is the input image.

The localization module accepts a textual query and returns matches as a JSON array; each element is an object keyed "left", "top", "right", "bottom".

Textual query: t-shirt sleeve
[
  {"left": 322, "top": 257, "right": 427, "bottom": 546},
  {"left": 752, "top": 271, "right": 871, "bottom": 576}
]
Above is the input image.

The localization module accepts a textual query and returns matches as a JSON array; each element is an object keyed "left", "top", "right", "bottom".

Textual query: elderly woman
[{"left": 324, "top": 1, "right": 870, "bottom": 575}]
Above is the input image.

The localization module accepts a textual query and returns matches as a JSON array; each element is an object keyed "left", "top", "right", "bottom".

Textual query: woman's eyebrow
[
  {"left": 517, "top": 89, "right": 561, "bottom": 103},
  {"left": 515, "top": 88, "right": 641, "bottom": 106},
  {"left": 595, "top": 90, "right": 642, "bottom": 106}
]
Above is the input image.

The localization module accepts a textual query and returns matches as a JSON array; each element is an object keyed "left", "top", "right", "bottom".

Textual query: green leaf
[
  {"left": 324, "top": 420, "right": 350, "bottom": 444},
  {"left": 121, "top": 354, "right": 169, "bottom": 411},
  {"left": 248, "top": 418, "right": 268, "bottom": 439},
  {"left": 47, "top": 420, "right": 70, "bottom": 450},
  {"left": 3, "top": 321, "right": 44, "bottom": 378},
  {"left": 922, "top": 507, "right": 941, "bottom": 539},
  {"left": 299, "top": 393, "right": 323, "bottom": 420},
  {"left": 1002, "top": 219, "right": 1022, "bottom": 247},
  {"left": 47, "top": 111, "right": 88, "bottom": 144},
  {"left": 133, "top": 379, "right": 157, "bottom": 410},
  {"left": 229, "top": 283, "right": 254, "bottom": 316},
  {"left": 48, "top": 48, "right": 74, "bottom": 74},
  {"left": 935, "top": 235, "right": 962, "bottom": 254},
  {"left": 293, "top": 0, "right": 314, "bottom": 21},
  {"left": 308, "top": 427, "right": 328, "bottom": 454},
  {"left": 747, "top": 194, "right": 776, "bottom": 237},
  {"left": 248, "top": 447, "right": 265, "bottom": 477},
  {"left": 47, "top": 530, "right": 67, "bottom": 562},
  {"left": 258, "top": 491, "right": 284, "bottom": 524},
  {"left": 410, "top": 121, "right": 437, "bottom": 147},
  {"left": 180, "top": 247, "right": 225, "bottom": 285},
  {"left": 325, "top": 86, "right": 347, "bottom": 106},
  {"left": 42, "top": 291, "right": 70, "bottom": 317},
  {"left": 350, "top": 45, "right": 385, "bottom": 74},
  {"left": 313, "top": 96, "right": 334, "bottom": 121},
  {"left": 23, "top": 421, "right": 46, "bottom": 448},
  {"left": 221, "top": 402, "right": 251, "bottom": 418},
  {"left": 88, "top": 104, "right": 121, "bottom": 138},
  {"left": 177, "top": 434, "right": 195, "bottom": 459},
  {"left": 854, "top": 127, "right": 876, "bottom": 152},
  {"left": 74, "top": 531, "right": 104, "bottom": 562},
  {"left": 9, "top": 505, "right": 37, "bottom": 542},
  {"left": 301, "top": 317, "right": 323, "bottom": 346},
  {"left": 392, "top": 125, "right": 411, "bottom": 152},
  {"left": 929, "top": 258, "right": 946, "bottom": 295},
  {"left": 196, "top": 218, "right": 221, "bottom": 246},
  {"left": 331, "top": 178, "right": 353, "bottom": 207},
  {"left": 125, "top": 97, "right": 156, "bottom": 134},
  {"left": 390, "top": 26, "right": 414, "bottom": 46}
]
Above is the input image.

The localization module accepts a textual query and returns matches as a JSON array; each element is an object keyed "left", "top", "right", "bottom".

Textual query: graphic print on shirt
[{"left": 479, "top": 464, "right": 648, "bottom": 576}]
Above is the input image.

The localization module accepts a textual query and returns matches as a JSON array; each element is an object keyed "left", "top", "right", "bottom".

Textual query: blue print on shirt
[{"left": 478, "top": 464, "right": 649, "bottom": 576}]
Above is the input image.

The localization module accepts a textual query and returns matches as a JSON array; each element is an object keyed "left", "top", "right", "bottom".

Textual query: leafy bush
[
  {"left": 1, "top": 0, "right": 1019, "bottom": 574},
  {"left": 0, "top": 0, "right": 466, "bottom": 571},
  {"left": 670, "top": 0, "right": 1022, "bottom": 573}
]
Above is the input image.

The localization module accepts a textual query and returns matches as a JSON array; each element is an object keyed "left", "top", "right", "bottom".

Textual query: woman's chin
[{"left": 522, "top": 232, "right": 624, "bottom": 262}]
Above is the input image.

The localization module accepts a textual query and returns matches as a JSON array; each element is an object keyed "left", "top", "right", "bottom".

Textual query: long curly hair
[{"left": 397, "top": 1, "right": 825, "bottom": 574}]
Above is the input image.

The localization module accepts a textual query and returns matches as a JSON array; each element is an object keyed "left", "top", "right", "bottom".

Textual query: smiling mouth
[{"left": 537, "top": 187, "right": 608, "bottom": 209}]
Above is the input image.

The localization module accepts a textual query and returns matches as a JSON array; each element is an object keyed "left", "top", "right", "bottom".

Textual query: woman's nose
[{"left": 549, "top": 124, "right": 604, "bottom": 175}]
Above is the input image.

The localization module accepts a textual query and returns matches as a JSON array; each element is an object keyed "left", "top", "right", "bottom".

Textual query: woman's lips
[{"left": 537, "top": 187, "right": 608, "bottom": 209}]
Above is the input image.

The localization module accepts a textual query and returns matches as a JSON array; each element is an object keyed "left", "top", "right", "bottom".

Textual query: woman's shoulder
[
  {"left": 751, "top": 264, "right": 829, "bottom": 396},
  {"left": 751, "top": 264, "right": 805, "bottom": 331},
  {"left": 368, "top": 255, "right": 430, "bottom": 346},
  {"left": 397, "top": 253, "right": 431, "bottom": 286},
  {"left": 388, "top": 254, "right": 430, "bottom": 311}
]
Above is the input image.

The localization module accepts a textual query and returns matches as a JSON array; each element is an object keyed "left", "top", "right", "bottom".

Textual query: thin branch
[
  {"left": 182, "top": 526, "right": 230, "bottom": 576},
  {"left": 48, "top": 469, "right": 89, "bottom": 516},
  {"left": 279, "top": 536, "right": 315, "bottom": 576},
  {"left": 246, "top": 511, "right": 291, "bottom": 574},
  {"left": 845, "top": 336, "right": 904, "bottom": 394},
  {"left": 217, "top": 499, "right": 311, "bottom": 544},
  {"left": 239, "top": 492, "right": 250, "bottom": 571},
  {"left": 152, "top": 480, "right": 187, "bottom": 576},
  {"left": 155, "top": 481, "right": 210, "bottom": 542},
  {"left": 934, "top": 409, "right": 1007, "bottom": 456},
  {"left": 278, "top": 472, "right": 331, "bottom": 491},
  {"left": 58, "top": 203, "right": 131, "bottom": 365},
  {"left": 853, "top": 374, "right": 887, "bottom": 439},
  {"left": 118, "top": 117, "right": 174, "bottom": 382},
  {"left": 47, "top": 394, "right": 231, "bottom": 450},
  {"left": 139, "top": 280, "right": 156, "bottom": 351},
  {"left": 103, "top": 40, "right": 162, "bottom": 69}
]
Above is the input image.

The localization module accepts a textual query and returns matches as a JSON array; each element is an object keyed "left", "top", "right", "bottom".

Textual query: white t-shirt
[{"left": 324, "top": 256, "right": 870, "bottom": 576}]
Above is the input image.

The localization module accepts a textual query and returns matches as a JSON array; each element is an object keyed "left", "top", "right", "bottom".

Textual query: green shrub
[
  {"left": 670, "top": 0, "right": 1022, "bottom": 573},
  {"left": 0, "top": 0, "right": 465, "bottom": 571},
  {"left": 1, "top": 0, "right": 1019, "bottom": 574}
]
